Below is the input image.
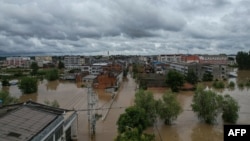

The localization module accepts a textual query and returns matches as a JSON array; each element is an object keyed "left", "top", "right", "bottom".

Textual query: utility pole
[{"left": 87, "top": 83, "right": 98, "bottom": 137}]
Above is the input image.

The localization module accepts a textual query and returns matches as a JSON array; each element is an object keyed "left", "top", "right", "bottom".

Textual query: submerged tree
[
  {"left": 115, "top": 127, "right": 154, "bottom": 141},
  {"left": 45, "top": 69, "right": 59, "bottom": 81},
  {"left": 156, "top": 92, "right": 182, "bottom": 125},
  {"left": 191, "top": 84, "right": 223, "bottom": 124},
  {"left": 0, "top": 91, "right": 18, "bottom": 105},
  {"left": 44, "top": 99, "right": 60, "bottom": 108},
  {"left": 30, "top": 62, "right": 39, "bottom": 75},
  {"left": 236, "top": 51, "right": 250, "bottom": 70},
  {"left": 19, "top": 77, "right": 38, "bottom": 94},
  {"left": 134, "top": 90, "right": 156, "bottom": 125},
  {"left": 191, "top": 84, "right": 240, "bottom": 124},
  {"left": 186, "top": 70, "right": 198, "bottom": 84},
  {"left": 202, "top": 72, "right": 213, "bottom": 81},
  {"left": 117, "top": 106, "right": 149, "bottom": 134},
  {"left": 166, "top": 70, "right": 184, "bottom": 92},
  {"left": 222, "top": 95, "right": 239, "bottom": 123}
]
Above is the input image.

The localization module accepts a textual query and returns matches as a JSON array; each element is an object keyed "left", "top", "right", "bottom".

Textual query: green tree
[
  {"left": 0, "top": 91, "right": 18, "bottom": 105},
  {"left": 222, "top": 95, "right": 239, "bottom": 123},
  {"left": 30, "top": 62, "right": 39, "bottom": 75},
  {"left": 115, "top": 127, "right": 155, "bottom": 141},
  {"left": 1, "top": 79, "right": 10, "bottom": 86},
  {"left": 191, "top": 84, "right": 223, "bottom": 124},
  {"left": 228, "top": 81, "right": 235, "bottom": 88},
  {"left": 166, "top": 70, "right": 184, "bottom": 92},
  {"left": 45, "top": 69, "right": 59, "bottom": 81},
  {"left": 202, "top": 72, "right": 213, "bottom": 81},
  {"left": 186, "top": 70, "right": 198, "bottom": 84},
  {"left": 44, "top": 99, "right": 60, "bottom": 108},
  {"left": 156, "top": 92, "right": 182, "bottom": 125},
  {"left": 212, "top": 81, "right": 225, "bottom": 89},
  {"left": 132, "top": 64, "right": 139, "bottom": 79},
  {"left": 134, "top": 90, "right": 156, "bottom": 125},
  {"left": 58, "top": 61, "right": 65, "bottom": 69},
  {"left": 123, "top": 68, "right": 128, "bottom": 78},
  {"left": 19, "top": 77, "right": 38, "bottom": 94},
  {"left": 236, "top": 51, "right": 250, "bottom": 70},
  {"left": 117, "top": 106, "right": 149, "bottom": 134},
  {"left": 139, "top": 80, "right": 147, "bottom": 90}
]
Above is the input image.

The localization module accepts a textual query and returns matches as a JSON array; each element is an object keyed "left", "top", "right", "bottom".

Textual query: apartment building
[
  {"left": 158, "top": 54, "right": 182, "bottom": 63},
  {"left": 35, "top": 56, "right": 53, "bottom": 67},
  {"left": 181, "top": 55, "right": 199, "bottom": 63},
  {"left": 169, "top": 62, "right": 227, "bottom": 80},
  {"left": 199, "top": 54, "right": 228, "bottom": 65},
  {"left": 201, "top": 65, "right": 228, "bottom": 80},
  {"left": 6, "top": 57, "right": 31, "bottom": 68},
  {"left": 64, "top": 55, "right": 85, "bottom": 67}
]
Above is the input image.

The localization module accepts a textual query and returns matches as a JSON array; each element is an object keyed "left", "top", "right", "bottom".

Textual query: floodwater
[{"left": 2, "top": 70, "right": 250, "bottom": 141}]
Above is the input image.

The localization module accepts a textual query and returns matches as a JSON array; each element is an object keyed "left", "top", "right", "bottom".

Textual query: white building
[
  {"left": 158, "top": 54, "right": 182, "bottom": 63},
  {"left": 6, "top": 57, "right": 31, "bottom": 68}
]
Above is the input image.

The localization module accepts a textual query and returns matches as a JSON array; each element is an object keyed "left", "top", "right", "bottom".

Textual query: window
[{"left": 55, "top": 126, "right": 63, "bottom": 140}]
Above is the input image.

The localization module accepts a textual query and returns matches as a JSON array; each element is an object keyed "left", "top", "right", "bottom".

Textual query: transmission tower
[{"left": 87, "top": 84, "right": 98, "bottom": 136}]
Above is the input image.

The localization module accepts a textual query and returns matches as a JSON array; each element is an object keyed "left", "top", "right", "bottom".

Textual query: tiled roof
[{"left": 0, "top": 101, "right": 68, "bottom": 141}]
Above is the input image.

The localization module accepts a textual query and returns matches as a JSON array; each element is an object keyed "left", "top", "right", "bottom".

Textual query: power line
[{"left": 72, "top": 107, "right": 250, "bottom": 115}]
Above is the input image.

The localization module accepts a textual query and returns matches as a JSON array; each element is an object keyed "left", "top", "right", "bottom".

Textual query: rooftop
[{"left": 0, "top": 101, "right": 73, "bottom": 141}]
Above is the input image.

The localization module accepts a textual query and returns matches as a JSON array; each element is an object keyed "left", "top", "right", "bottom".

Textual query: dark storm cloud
[{"left": 0, "top": 0, "right": 249, "bottom": 56}]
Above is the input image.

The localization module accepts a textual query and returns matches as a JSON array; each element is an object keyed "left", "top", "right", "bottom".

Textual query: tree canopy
[
  {"left": 156, "top": 92, "right": 182, "bottom": 125},
  {"left": 134, "top": 90, "right": 156, "bottom": 125},
  {"left": 45, "top": 69, "right": 59, "bottom": 81},
  {"left": 117, "top": 106, "right": 149, "bottom": 134},
  {"left": 222, "top": 95, "right": 240, "bottom": 123},
  {"left": 191, "top": 84, "right": 239, "bottom": 124},
  {"left": 30, "top": 62, "right": 39, "bottom": 75},
  {"left": 44, "top": 99, "right": 60, "bottom": 108},
  {"left": 0, "top": 91, "right": 18, "bottom": 105},
  {"left": 236, "top": 51, "right": 250, "bottom": 70},
  {"left": 115, "top": 127, "right": 154, "bottom": 141},
  {"left": 58, "top": 61, "right": 65, "bottom": 69},
  {"left": 18, "top": 77, "right": 38, "bottom": 94},
  {"left": 166, "top": 70, "right": 184, "bottom": 92},
  {"left": 185, "top": 70, "right": 198, "bottom": 84},
  {"left": 202, "top": 72, "right": 213, "bottom": 81}
]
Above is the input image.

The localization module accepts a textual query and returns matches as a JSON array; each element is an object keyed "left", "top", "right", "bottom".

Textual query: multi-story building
[
  {"left": 35, "top": 56, "right": 53, "bottom": 67},
  {"left": 181, "top": 55, "right": 199, "bottom": 63},
  {"left": 169, "top": 62, "right": 227, "bottom": 80},
  {"left": 6, "top": 57, "right": 31, "bottom": 68},
  {"left": 158, "top": 54, "right": 182, "bottom": 63},
  {"left": 169, "top": 62, "right": 202, "bottom": 77},
  {"left": 201, "top": 65, "right": 228, "bottom": 80},
  {"left": 199, "top": 54, "right": 228, "bottom": 65},
  {"left": 64, "top": 55, "right": 85, "bottom": 67}
]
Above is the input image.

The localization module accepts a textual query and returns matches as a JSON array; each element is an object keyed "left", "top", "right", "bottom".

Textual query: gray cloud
[{"left": 0, "top": 0, "right": 249, "bottom": 56}]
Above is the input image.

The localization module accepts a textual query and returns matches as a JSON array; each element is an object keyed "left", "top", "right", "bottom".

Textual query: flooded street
[{"left": 2, "top": 70, "right": 250, "bottom": 141}]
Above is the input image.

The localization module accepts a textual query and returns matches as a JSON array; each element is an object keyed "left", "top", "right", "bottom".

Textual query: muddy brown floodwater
[{"left": 2, "top": 70, "right": 250, "bottom": 141}]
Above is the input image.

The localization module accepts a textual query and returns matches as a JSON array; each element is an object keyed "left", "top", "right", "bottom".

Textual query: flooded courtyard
[{"left": 2, "top": 70, "right": 250, "bottom": 141}]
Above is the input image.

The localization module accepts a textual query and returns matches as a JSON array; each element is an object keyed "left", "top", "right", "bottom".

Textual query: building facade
[
  {"left": 158, "top": 54, "right": 182, "bottom": 63},
  {"left": 199, "top": 54, "right": 228, "bottom": 65},
  {"left": 64, "top": 55, "right": 85, "bottom": 67},
  {"left": 6, "top": 57, "right": 31, "bottom": 68}
]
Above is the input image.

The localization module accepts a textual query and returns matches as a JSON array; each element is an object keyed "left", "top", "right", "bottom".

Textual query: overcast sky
[{"left": 0, "top": 0, "right": 249, "bottom": 56}]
